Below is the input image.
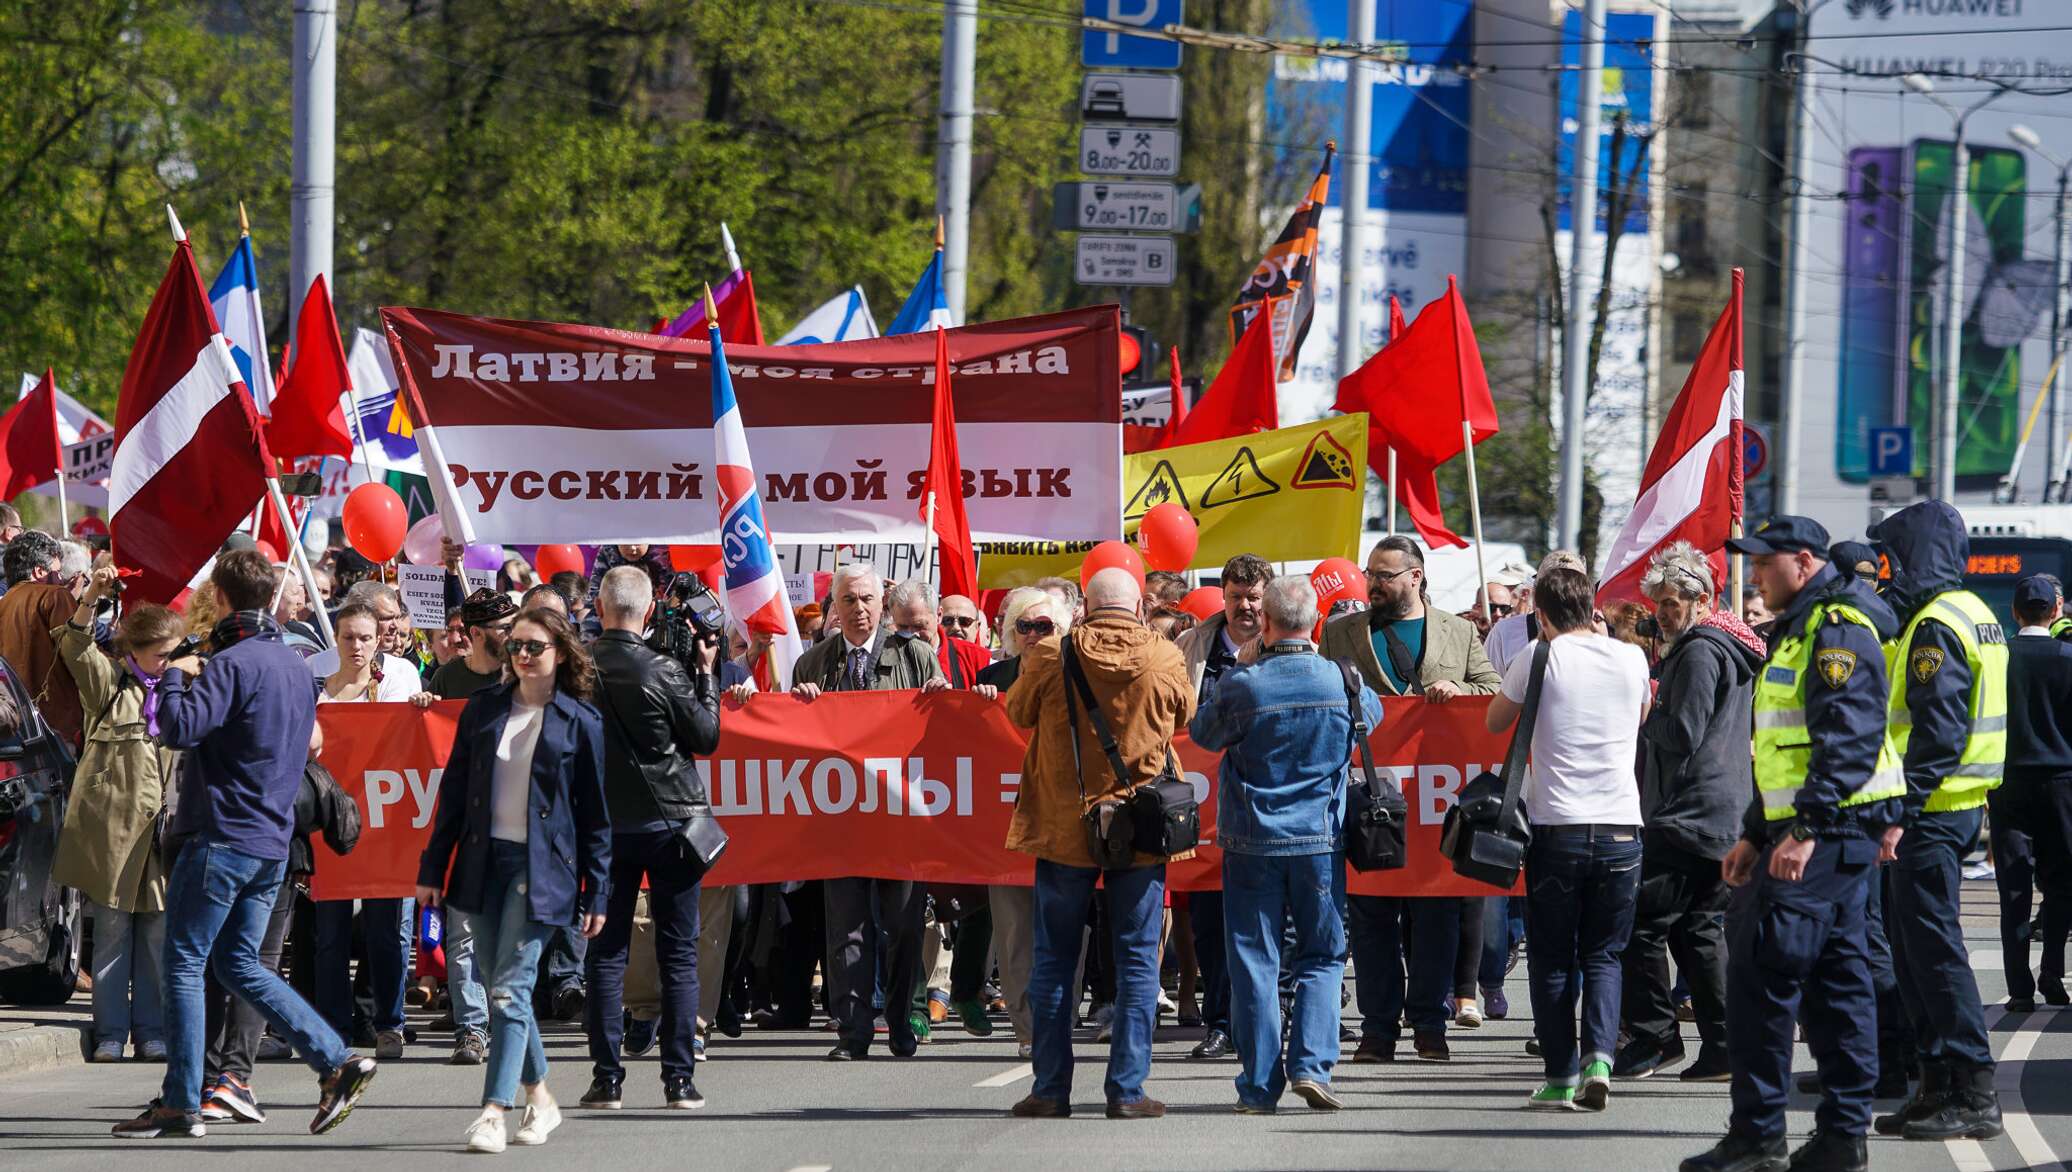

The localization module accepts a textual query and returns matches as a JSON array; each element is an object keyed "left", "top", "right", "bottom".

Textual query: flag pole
[
  {"left": 1384, "top": 450, "right": 1397, "bottom": 536},
  {"left": 720, "top": 222, "right": 743, "bottom": 274},
  {"left": 1461, "top": 421, "right": 1491, "bottom": 626}
]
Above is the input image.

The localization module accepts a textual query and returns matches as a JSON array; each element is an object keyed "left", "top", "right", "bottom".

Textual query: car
[
  {"left": 1086, "top": 79, "right": 1126, "bottom": 117},
  {"left": 0, "top": 656, "right": 81, "bottom": 1006}
]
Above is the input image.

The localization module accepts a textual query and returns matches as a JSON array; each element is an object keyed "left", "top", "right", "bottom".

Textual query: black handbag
[
  {"left": 1439, "top": 639, "right": 1547, "bottom": 888},
  {"left": 1061, "top": 637, "right": 1199, "bottom": 862},
  {"left": 1336, "top": 661, "right": 1407, "bottom": 872}
]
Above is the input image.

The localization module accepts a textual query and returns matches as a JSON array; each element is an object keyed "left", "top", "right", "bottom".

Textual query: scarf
[
  {"left": 125, "top": 657, "right": 164, "bottom": 737},
  {"left": 210, "top": 609, "right": 282, "bottom": 654},
  {"left": 1701, "top": 608, "right": 1768, "bottom": 660}
]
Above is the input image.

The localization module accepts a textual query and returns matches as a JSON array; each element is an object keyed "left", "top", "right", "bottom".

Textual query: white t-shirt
[
  {"left": 491, "top": 697, "right": 546, "bottom": 843},
  {"left": 1499, "top": 633, "right": 1648, "bottom": 827},
  {"left": 1483, "top": 612, "right": 1533, "bottom": 676},
  {"left": 313, "top": 654, "right": 423, "bottom": 703}
]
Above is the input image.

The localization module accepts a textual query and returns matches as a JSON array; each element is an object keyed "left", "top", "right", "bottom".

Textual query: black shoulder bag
[
  {"left": 595, "top": 675, "right": 728, "bottom": 873},
  {"left": 1061, "top": 637, "right": 1200, "bottom": 861},
  {"left": 1439, "top": 638, "right": 1548, "bottom": 888},
  {"left": 1337, "top": 661, "right": 1407, "bottom": 872}
]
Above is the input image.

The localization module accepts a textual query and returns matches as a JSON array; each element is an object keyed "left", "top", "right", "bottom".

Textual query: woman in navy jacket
[{"left": 417, "top": 607, "right": 610, "bottom": 1154}]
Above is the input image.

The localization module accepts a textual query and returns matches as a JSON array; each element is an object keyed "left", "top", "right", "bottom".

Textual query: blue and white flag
[
  {"left": 208, "top": 235, "right": 276, "bottom": 414},
  {"left": 711, "top": 322, "right": 804, "bottom": 688},
  {"left": 886, "top": 250, "right": 955, "bottom": 336},
  {"left": 776, "top": 286, "right": 880, "bottom": 346}
]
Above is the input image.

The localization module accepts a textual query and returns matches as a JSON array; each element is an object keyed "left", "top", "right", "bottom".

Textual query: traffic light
[{"left": 1119, "top": 320, "right": 1159, "bottom": 378}]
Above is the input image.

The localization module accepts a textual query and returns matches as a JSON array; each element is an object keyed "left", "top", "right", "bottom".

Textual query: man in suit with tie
[
  {"left": 791, "top": 563, "right": 947, "bottom": 1060},
  {"left": 1320, "top": 535, "right": 1502, "bottom": 1062}
]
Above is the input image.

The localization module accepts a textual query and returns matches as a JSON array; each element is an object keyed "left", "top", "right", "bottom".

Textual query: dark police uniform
[
  {"left": 1998, "top": 575, "right": 2072, "bottom": 1009},
  {"left": 1866, "top": 501, "right": 2006, "bottom": 1141},
  {"left": 1684, "top": 517, "right": 1902, "bottom": 1172}
]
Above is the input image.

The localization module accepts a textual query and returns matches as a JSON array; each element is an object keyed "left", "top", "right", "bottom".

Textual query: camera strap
[
  {"left": 1495, "top": 639, "right": 1552, "bottom": 829},
  {"left": 1060, "top": 636, "right": 1098, "bottom": 810},
  {"left": 1062, "top": 635, "right": 1173, "bottom": 794},
  {"left": 1336, "top": 660, "right": 1383, "bottom": 799}
]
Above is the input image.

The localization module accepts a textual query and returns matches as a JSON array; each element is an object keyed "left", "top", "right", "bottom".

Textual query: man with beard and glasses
[{"left": 1321, "top": 536, "right": 1501, "bottom": 1063}]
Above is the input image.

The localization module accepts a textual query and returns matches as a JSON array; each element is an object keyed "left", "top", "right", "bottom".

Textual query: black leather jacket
[{"left": 589, "top": 629, "right": 722, "bottom": 826}]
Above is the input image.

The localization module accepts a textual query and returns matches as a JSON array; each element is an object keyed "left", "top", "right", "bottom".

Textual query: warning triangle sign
[
  {"left": 1124, "top": 459, "right": 1190, "bottom": 519},
  {"left": 1199, "top": 447, "right": 1279, "bottom": 510},
  {"left": 1290, "top": 429, "right": 1358, "bottom": 491}
]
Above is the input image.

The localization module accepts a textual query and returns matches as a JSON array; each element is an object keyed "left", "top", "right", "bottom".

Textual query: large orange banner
[{"left": 307, "top": 692, "right": 1518, "bottom": 901}]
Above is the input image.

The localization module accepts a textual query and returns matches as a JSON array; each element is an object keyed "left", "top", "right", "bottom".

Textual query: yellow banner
[{"left": 978, "top": 414, "right": 1368, "bottom": 589}]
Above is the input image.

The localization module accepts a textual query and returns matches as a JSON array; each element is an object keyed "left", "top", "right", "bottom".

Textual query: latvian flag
[
  {"left": 110, "top": 214, "right": 275, "bottom": 603},
  {"left": 1596, "top": 269, "right": 1746, "bottom": 607}
]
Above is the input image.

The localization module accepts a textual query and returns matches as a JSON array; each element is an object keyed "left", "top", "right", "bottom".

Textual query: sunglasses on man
[{"left": 941, "top": 615, "right": 978, "bottom": 631}]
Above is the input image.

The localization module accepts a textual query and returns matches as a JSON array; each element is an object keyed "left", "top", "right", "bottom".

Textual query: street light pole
[
  {"left": 1558, "top": 0, "right": 1608, "bottom": 551},
  {"left": 1777, "top": 0, "right": 1836, "bottom": 515},
  {"left": 1905, "top": 73, "right": 2010, "bottom": 502},
  {"left": 2009, "top": 125, "right": 2070, "bottom": 500}
]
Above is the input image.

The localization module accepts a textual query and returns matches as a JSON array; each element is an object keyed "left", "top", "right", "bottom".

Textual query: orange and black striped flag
[{"left": 1230, "top": 142, "right": 1333, "bottom": 384}]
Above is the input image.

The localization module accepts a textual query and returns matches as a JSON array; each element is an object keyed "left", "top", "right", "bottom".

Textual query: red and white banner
[
  {"left": 379, "top": 305, "right": 1124, "bottom": 547},
  {"left": 309, "top": 692, "right": 1519, "bottom": 901}
]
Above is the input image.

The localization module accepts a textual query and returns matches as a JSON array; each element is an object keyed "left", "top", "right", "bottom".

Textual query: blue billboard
[
  {"left": 1557, "top": 10, "right": 1657, "bottom": 234},
  {"left": 1266, "top": 1, "right": 1472, "bottom": 216}
]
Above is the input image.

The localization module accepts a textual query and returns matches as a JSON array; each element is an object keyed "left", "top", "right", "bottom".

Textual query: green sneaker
[
  {"left": 1578, "top": 1061, "right": 1612, "bottom": 1111},
  {"left": 908, "top": 1012, "right": 933, "bottom": 1043},
  {"left": 950, "top": 999, "right": 995, "bottom": 1037},
  {"left": 1525, "top": 1083, "right": 1579, "bottom": 1111}
]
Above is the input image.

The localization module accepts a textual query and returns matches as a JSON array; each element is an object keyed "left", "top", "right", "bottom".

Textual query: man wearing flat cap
[
  {"left": 430, "top": 588, "right": 518, "bottom": 702},
  {"left": 1684, "top": 516, "right": 1904, "bottom": 1172}
]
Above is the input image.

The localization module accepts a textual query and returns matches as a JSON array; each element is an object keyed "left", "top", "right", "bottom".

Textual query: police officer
[
  {"left": 1863, "top": 500, "right": 2007, "bottom": 1142},
  {"left": 1683, "top": 517, "right": 1904, "bottom": 1172}
]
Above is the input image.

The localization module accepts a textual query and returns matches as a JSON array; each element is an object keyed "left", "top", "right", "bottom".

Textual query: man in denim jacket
[{"left": 1189, "top": 575, "right": 1382, "bottom": 1114}]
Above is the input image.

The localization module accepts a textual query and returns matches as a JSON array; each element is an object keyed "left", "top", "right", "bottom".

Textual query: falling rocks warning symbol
[
  {"left": 1290, "top": 430, "right": 1357, "bottom": 491},
  {"left": 1199, "top": 447, "right": 1279, "bottom": 510},
  {"left": 1124, "top": 460, "right": 1191, "bottom": 520}
]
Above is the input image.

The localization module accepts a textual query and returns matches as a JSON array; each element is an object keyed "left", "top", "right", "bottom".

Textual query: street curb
[{"left": 0, "top": 1022, "right": 88, "bottom": 1080}]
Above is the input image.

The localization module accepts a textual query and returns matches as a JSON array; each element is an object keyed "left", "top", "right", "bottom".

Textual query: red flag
[
  {"left": 718, "top": 272, "right": 767, "bottom": 346},
  {"left": 923, "top": 326, "right": 978, "bottom": 600},
  {"left": 111, "top": 234, "right": 274, "bottom": 602},
  {"left": 1335, "top": 277, "right": 1498, "bottom": 549},
  {"left": 1596, "top": 269, "right": 1745, "bottom": 607},
  {"left": 1160, "top": 346, "right": 1188, "bottom": 447},
  {"left": 267, "top": 274, "right": 354, "bottom": 460},
  {"left": 0, "top": 370, "right": 64, "bottom": 500},
  {"left": 1169, "top": 310, "right": 1277, "bottom": 448}
]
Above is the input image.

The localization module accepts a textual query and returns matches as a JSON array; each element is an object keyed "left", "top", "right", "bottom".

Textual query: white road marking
[
  {"left": 784, "top": 1165, "right": 834, "bottom": 1172},
  {"left": 1945, "top": 1139, "right": 1994, "bottom": 1172},
  {"left": 1940, "top": 972, "right": 2062, "bottom": 1170},
  {"left": 975, "top": 1063, "right": 1033, "bottom": 1088}
]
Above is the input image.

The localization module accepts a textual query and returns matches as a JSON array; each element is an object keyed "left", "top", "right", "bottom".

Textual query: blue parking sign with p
[
  {"left": 1082, "top": 0, "right": 1183, "bottom": 69},
  {"left": 1869, "top": 427, "right": 1913, "bottom": 477}
]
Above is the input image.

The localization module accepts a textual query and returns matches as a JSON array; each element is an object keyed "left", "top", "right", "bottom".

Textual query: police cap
[{"left": 1726, "top": 515, "right": 1831, "bottom": 558}]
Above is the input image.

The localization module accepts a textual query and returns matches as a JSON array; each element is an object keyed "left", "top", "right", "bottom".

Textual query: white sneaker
[
  {"left": 1963, "top": 860, "right": 1996, "bottom": 881},
  {"left": 1156, "top": 992, "right": 1178, "bottom": 1016},
  {"left": 465, "top": 1112, "right": 507, "bottom": 1154},
  {"left": 512, "top": 1098, "right": 560, "bottom": 1146},
  {"left": 1456, "top": 998, "right": 1484, "bottom": 1029}
]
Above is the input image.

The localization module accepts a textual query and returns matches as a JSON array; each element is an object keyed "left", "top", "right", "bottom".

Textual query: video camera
[{"left": 648, "top": 571, "right": 728, "bottom": 671}]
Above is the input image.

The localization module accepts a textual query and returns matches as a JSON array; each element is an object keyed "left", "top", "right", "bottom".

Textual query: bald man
[{"left": 1004, "top": 566, "right": 1196, "bottom": 1120}]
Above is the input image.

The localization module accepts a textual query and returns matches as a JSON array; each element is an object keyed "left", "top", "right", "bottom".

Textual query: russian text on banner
[
  {"left": 978, "top": 413, "right": 1368, "bottom": 588},
  {"left": 310, "top": 689, "right": 1510, "bottom": 901},
  {"left": 380, "top": 305, "right": 1123, "bottom": 547}
]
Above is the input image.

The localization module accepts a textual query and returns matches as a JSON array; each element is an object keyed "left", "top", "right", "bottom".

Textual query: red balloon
[
  {"left": 1178, "top": 586, "right": 1224, "bottom": 621},
  {"left": 1310, "top": 557, "right": 1365, "bottom": 609},
  {"left": 1134, "top": 503, "right": 1199, "bottom": 572},
  {"left": 341, "top": 484, "right": 407, "bottom": 563},
  {"left": 254, "top": 540, "right": 281, "bottom": 563},
  {"left": 670, "top": 544, "right": 721, "bottom": 572},
  {"left": 1080, "top": 540, "right": 1146, "bottom": 592},
  {"left": 533, "top": 544, "right": 585, "bottom": 579}
]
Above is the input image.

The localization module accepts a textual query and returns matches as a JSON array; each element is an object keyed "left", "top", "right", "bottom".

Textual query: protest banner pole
[
  {"left": 1384, "top": 449, "right": 1396, "bottom": 535},
  {"left": 1730, "top": 519, "right": 1745, "bottom": 620},
  {"left": 51, "top": 414, "right": 68, "bottom": 536},
  {"left": 1461, "top": 420, "right": 1490, "bottom": 626}
]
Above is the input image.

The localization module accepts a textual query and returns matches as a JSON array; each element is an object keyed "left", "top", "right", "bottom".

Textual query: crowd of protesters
[{"left": 30, "top": 497, "right": 2028, "bottom": 1157}]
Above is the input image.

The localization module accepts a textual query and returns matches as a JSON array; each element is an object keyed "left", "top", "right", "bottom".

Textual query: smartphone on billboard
[
  {"left": 1903, "top": 139, "right": 2026, "bottom": 485},
  {"left": 1837, "top": 147, "right": 1904, "bottom": 482}
]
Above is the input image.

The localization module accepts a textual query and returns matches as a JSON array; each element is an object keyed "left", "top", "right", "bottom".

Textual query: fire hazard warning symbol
[
  {"left": 1124, "top": 460, "right": 1190, "bottom": 520},
  {"left": 1290, "top": 429, "right": 1358, "bottom": 491}
]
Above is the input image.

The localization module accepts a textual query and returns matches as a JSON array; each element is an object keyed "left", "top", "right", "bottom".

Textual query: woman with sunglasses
[
  {"left": 416, "top": 607, "right": 610, "bottom": 1154},
  {"left": 974, "top": 587, "right": 1072, "bottom": 1058}
]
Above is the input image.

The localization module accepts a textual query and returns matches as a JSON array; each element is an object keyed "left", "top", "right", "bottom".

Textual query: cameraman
[{"left": 580, "top": 566, "right": 722, "bottom": 1112}]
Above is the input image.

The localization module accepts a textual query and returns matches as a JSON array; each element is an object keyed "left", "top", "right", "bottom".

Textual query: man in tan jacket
[
  {"left": 1320, "top": 535, "right": 1501, "bottom": 1064},
  {"left": 1003, "top": 567, "right": 1194, "bottom": 1121}
]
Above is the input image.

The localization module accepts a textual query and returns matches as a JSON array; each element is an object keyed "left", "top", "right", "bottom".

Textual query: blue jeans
[
  {"left": 313, "top": 897, "right": 412, "bottom": 1036},
  {"left": 1028, "top": 859, "right": 1164, "bottom": 1105},
  {"left": 160, "top": 843, "right": 348, "bottom": 1112},
  {"left": 1347, "top": 895, "right": 1457, "bottom": 1040},
  {"left": 445, "top": 913, "right": 489, "bottom": 1038},
  {"left": 1225, "top": 852, "right": 1346, "bottom": 1106},
  {"left": 459, "top": 840, "right": 555, "bottom": 1108},
  {"left": 1480, "top": 896, "right": 1523, "bottom": 991},
  {"left": 1524, "top": 826, "right": 1642, "bottom": 1082},
  {"left": 91, "top": 903, "right": 165, "bottom": 1048}
]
